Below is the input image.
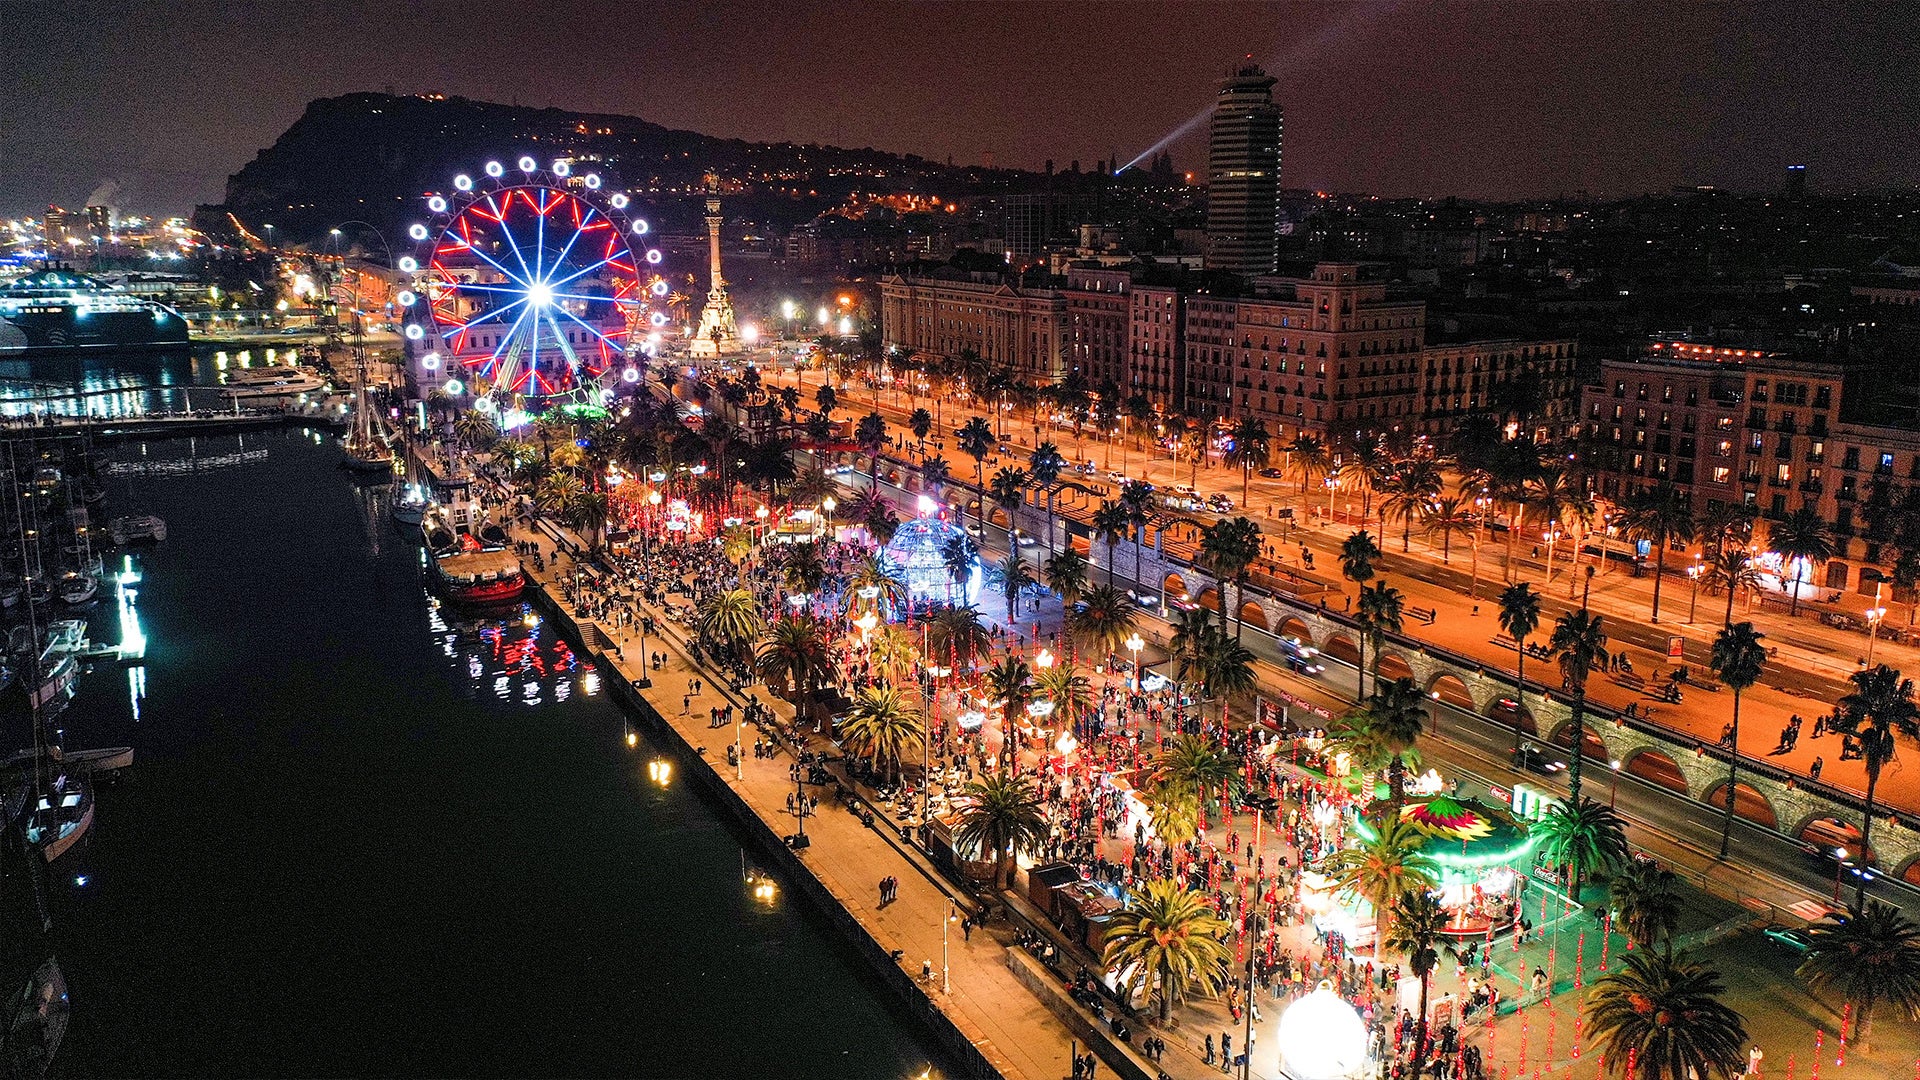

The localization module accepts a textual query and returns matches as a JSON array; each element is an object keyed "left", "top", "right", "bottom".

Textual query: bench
[{"left": 1408, "top": 605, "right": 1437, "bottom": 625}]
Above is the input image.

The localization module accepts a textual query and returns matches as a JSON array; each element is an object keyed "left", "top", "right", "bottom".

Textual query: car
[
  {"left": 1762, "top": 925, "right": 1813, "bottom": 953},
  {"left": 1259, "top": 467, "right": 1285, "bottom": 479},
  {"left": 826, "top": 463, "right": 856, "bottom": 476},
  {"left": 1012, "top": 529, "right": 1039, "bottom": 547},
  {"left": 1797, "top": 840, "right": 1879, "bottom": 886},
  {"left": 1512, "top": 741, "right": 1568, "bottom": 776},
  {"left": 964, "top": 521, "right": 984, "bottom": 537},
  {"left": 1107, "top": 471, "right": 1130, "bottom": 484},
  {"left": 1206, "top": 494, "right": 1235, "bottom": 513},
  {"left": 1076, "top": 461, "right": 1100, "bottom": 476},
  {"left": 1279, "top": 637, "right": 1325, "bottom": 676}
]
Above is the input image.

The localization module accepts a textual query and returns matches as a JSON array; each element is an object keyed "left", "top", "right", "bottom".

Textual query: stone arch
[
  {"left": 1276, "top": 616, "right": 1316, "bottom": 647},
  {"left": 1622, "top": 748, "right": 1691, "bottom": 797},
  {"left": 1197, "top": 587, "right": 1221, "bottom": 613},
  {"left": 1426, "top": 672, "right": 1476, "bottom": 712},
  {"left": 1238, "top": 599, "right": 1270, "bottom": 631},
  {"left": 1485, "top": 695, "right": 1537, "bottom": 735},
  {"left": 1375, "top": 651, "right": 1415, "bottom": 685},
  {"left": 1548, "top": 720, "right": 1609, "bottom": 762},
  {"left": 1795, "top": 815, "right": 1872, "bottom": 865},
  {"left": 1322, "top": 631, "right": 1361, "bottom": 668},
  {"left": 988, "top": 506, "right": 1012, "bottom": 528},
  {"left": 1898, "top": 855, "right": 1920, "bottom": 888},
  {"left": 1701, "top": 781, "right": 1779, "bottom": 829},
  {"left": 1163, "top": 572, "right": 1188, "bottom": 599}
]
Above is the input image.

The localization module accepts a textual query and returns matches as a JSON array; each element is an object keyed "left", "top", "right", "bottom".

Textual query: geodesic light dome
[
  {"left": 880, "top": 515, "right": 978, "bottom": 608},
  {"left": 1276, "top": 983, "right": 1369, "bottom": 1079}
]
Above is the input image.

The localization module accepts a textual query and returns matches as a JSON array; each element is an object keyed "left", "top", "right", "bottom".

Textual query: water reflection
[{"left": 426, "top": 597, "right": 597, "bottom": 707}]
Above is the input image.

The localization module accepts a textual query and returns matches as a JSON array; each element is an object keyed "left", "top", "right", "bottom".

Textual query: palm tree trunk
[
  {"left": 1359, "top": 635, "right": 1368, "bottom": 702},
  {"left": 1650, "top": 532, "right": 1668, "bottom": 622},
  {"left": 1790, "top": 563, "right": 1806, "bottom": 617},
  {"left": 1858, "top": 767, "right": 1881, "bottom": 908},
  {"left": 1725, "top": 579, "right": 1738, "bottom": 627},
  {"left": 1514, "top": 645, "right": 1528, "bottom": 755},
  {"left": 1568, "top": 695, "right": 1586, "bottom": 805},
  {"left": 1416, "top": 974, "right": 1432, "bottom": 1079},
  {"left": 1719, "top": 688, "right": 1743, "bottom": 859},
  {"left": 1159, "top": 960, "right": 1173, "bottom": 1022}
]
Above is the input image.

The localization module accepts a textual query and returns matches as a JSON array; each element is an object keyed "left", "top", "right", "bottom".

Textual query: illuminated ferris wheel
[{"left": 398, "top": 156, "right": 670, "bottom": 418}]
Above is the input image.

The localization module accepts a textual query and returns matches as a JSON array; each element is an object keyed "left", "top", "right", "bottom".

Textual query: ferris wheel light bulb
[
  {"left": 427, "top": 195, "right": 448, "bottom": 213},
  {"left": 398, "top": 256, "right": 418, "bottom": 272},
  {"left": 610, "top": 193, "right": 628, "bottom": 208},
  {"left": 404, "top": 324, "right": 424, "bottom": 340},
  {"left": 631, "top": 219, "right": 649, "bottom": 235},
  {"left": 584, "top": 174, "right": 601, "bottom": 189},
  {"left": 454, "top": 174, "right": 473, "bottom": 192},
  {"left": 517, "top": 156, "right": 537, "bottom": 173},
  {"left": 408, "top": 224, "right": 429, "bottom": 240},
  {"left": 485, "top": 161, "right": 504, "bottom": 177},
  {"left": 552, "top": 160, "right": 571, "bottom": 176},
  {"left": 622, "top": 367, "right": 640, "bottom": 383}
]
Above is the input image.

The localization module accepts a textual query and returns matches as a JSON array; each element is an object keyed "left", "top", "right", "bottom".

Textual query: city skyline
[{"left": 5, "top": 0, "right": 1920, "bottom": 215}]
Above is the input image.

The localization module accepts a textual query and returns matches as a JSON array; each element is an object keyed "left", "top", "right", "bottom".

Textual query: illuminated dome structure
[
  {"left": 399, "top": 157, "right": 671, "bottom": 422},
  {"left": 880, "top": 514, "right": 979, "bottom": 609},
  {"left": 1276, "top": 983, "right": 1369, "bottom": 1079}
]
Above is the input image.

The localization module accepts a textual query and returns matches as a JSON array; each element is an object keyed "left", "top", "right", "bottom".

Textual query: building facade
[
  {"left": 1064, "top": 266, "right": 1131, "bottom": 391},
  {"left": 878, "top": 273, "right": 1068, "bottom": 385},
  {"left": 1578, "top": 340, "right": 1920, "bottom": 594},
  {"left": 1204, "top": 64, "right": 1282, "bottom": 276}
]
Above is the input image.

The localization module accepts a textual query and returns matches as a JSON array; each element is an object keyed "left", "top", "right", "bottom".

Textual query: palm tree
[
  {"left": 1768, "top": 506, "right": 1836, "bottom": 617},
  {"left": 1026, "top": 441, "right": 1067, "bottom": 555},
  {"left": 927, "top": 604, "right": 991, "bottom": 673},
  {"left": 1067, "top": 583, "right": 1136, "bottom": 659},
  {"left": 1340, "top": 529, "right": 1382, "bottom": 587},
  {"left": 1102, "top": 880, "right": 1234, "bottom": 1022},
  {"left": 983, "top": 655, "right": 1034, "bottom": 769},
  {"left": 1197, "top": 628, "right": 1257, "bottom": 726},
  {"left": 855, "top": 410, "right": 888, "bottom": 482},
  {"left": 1832, "top": 664, "right": 1920, "bottom": 905},
  {"left": 1198, "top": 516, "right": 1263, "bottom": 638},
  {"left": 755, "top": 616, "right": 840, "bottom": 703},
  {"left": 564, "top": 489, "right": 611, "bottom": 550},
  {"left": 1535, "top": 796, "right": 1628, "bottom": 897},
  {"left": 1035, "top": 662, "right": 1093, "bottom": 731},
  {"left": 1355, "top": 579, "right": 1404, "bottom": 701},
  {"left": 989, "top": 465, "right": 1028, "bottom": 538},
  {"left": 1706, "top": 546, "right": 1765, "bottom": 627},
  {"left": 1043, "top": 549, "right": 1089, "bottom": 607},
  {"left": 952, "top": 773, "right": 1049, "bottom": 890},
  {"left": 1549, "top": 609, "right": 1611, "bottom": 803},
  {"left": 1225, "top": 415, "right": 1271, "bottom": 507},
  {"left": 1384, "top": 888, "right": 1461, "bottom": 1071},
  {"left": 782, "top": 541, "right": 828, "bottom": 597},
  {"left": 998, "top": 549, "right": 1035, "bottom": 619},
  {"left": 955, "top": 416, "right": 996, "bottom": 535},
  {"left": 1382, "top": 458, "right": 1443, "bottom": 553},
  {"left": 908, "top": 407, "right": 932, "bottom": 450},
  {"left": 1619, "top": 483, "right": 1696, "bottom": 623},
  {"left": 1362, "top": 677, "right": 1427, "bottom": 814},
  {"left": 1145, "top": 782, "right": 1200, "bottom": 845},
  {"left": 1527, "top": 464, "right": 1578, "bottom": 585},
  {"left": 1709, "top": 622, "right": 1768, "bottom": 859},
  {"left": 1120, "top": 480, "right": 1157, "bottom": 586},
  {"left": 1497, "top": 582, "right": 1543, "bottom": 754},
  {"left": 1799, "top": 900, "right": 1920, "bottom": 1047},
  {"left": 840, "top": 684, "right": 926, "bottom": 783},
  {"left": 918, "top": 454, "right": 951, "bottom": 495},
  {"left": 1422, "top": 495, "right": 1475, "bottom": 567},
  {"left": 845, "top": 555, "right": 908, "bottom": 620},
  {"left": 868, "top": 623, "right": 920, "bottom": 685},
  {"left": 1607, "top": 859, "right": 1682, "bottom": 958},
  {"left": 1584, "top": 952, "right": 1748, "bottom": 1080},
  {"left": 697, "top": 588, "right": 765, "bottom": 662},
  {"left": 1091, "top": 500, "right": 1130, "bottom": 585},
  {"left": 1149, "top": 732, "right": 1244, "bottom": 812},
  {"left": 1324, "top": 816, "right": 1437, "bottom": 946},
  {"left": 1286, "top": 434, "right": 1332, "bottom": 496}
]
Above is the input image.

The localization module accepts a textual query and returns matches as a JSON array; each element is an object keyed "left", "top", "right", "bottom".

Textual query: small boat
[
  {"left": 421, "top": 504, "right": 525, "bottom": 603},
  {"left": 391, "top": 484, "right": 429, "bottom": 527},
  {"left": 28, "top": 656, "right": 76, "bottom": 710},
  {"left": 340, "top": 348, "right": 393, "bottom": 473},
  {"left": 78, "top": 476, "right": 105, "bottom": 505},
  {"left": 5, "top": 959, "right": 70, "bottom": 1078},
  {"left": 109, "top": 514, "right": 166, "bottom": 545},
  {"left": 0, "top": 576, "right": 22, "bottom": 609},
  {"left": 55, "top": 573, "right": 95, "bottom": 606},
  {"left": 25, "top": 776, "right": 91, "bottom": 862},
  {"left": 24, "top": 579, "right": 51, "bottom": 608}
]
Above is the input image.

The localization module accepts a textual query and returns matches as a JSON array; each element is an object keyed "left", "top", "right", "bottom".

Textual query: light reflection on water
[{"left": 424, "top": 595, "right": 598, "bottom": 706}]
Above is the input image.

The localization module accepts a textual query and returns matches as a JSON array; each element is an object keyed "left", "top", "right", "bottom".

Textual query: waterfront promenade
[{"left": 505, "top": 515, "right": 1113, "bottom": 1080}]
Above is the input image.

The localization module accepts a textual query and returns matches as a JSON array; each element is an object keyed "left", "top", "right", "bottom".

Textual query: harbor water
[{"left": 28, "top": 403, "right": 948, "bottom": 1075}]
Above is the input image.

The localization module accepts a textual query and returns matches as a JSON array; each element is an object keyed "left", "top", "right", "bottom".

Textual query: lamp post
[
  {"left": 942, "top": 897, "right": 956, "bottom": 993},
  {"left": 1125, "top": 633, "right": 1144, "bottom": 692},
  {"left": 1609, "top": 758, "right": 1623, "bottom": 808},
  {"left": 1867, "top": 599, "right": 1889, "bottom": 667},
  {"left": 1834, "top": 846, "right": 1849, "bottom": 904},
  {"left": 1688, "top": 556, "right": 1704, "bottom": 623},
  {"left": 821, "top": 496, "right": 837, "bottom": 539}
]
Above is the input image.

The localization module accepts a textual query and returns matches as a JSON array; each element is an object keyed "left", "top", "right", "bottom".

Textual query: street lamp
[
  {"left": 1867, "top": 600, "right": 1889, "bottom": 667},
  {"left": 821, "top": 496, "right": 836, "bottom": 538},
  {"left": 1125, "top": 633, "right": 1145, "bottom": 690},
  {"left": 1688, "top": 555, "right": 1704, "bottom": 623},
  {"left": 1609, "top": 758, "right": 1623, "bottom": 808},
  {"left": 942, "top": 898, "right": 957, "bottom": 993},
  {"left": 1834, "top": 846, "right": 1850, "bottom": 904}
]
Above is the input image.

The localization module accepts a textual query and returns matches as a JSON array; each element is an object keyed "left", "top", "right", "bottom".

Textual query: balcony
[
  {"left": 1800, "top": 480, "right": 1824, "bottom": 494},
  {"left": 1744, "top": 413, "right": 1767, "bottom": 431}
]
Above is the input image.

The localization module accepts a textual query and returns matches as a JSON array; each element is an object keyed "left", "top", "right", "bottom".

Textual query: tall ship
[
  {"left": 421, "top": 502, "right": 523, "bottom": 603},
  {"left": 0, "top": 269, "right": 190, "bottom": 354}
]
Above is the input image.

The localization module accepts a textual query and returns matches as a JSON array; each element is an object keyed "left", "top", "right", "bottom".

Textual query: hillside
[{"left": 198, "top": 92, "right": 1032, "bottom": 244}]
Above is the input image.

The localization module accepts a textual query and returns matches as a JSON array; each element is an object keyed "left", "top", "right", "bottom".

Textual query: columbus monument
[{"left": 689, "top": 173, "right": 740, "bottom": 357}]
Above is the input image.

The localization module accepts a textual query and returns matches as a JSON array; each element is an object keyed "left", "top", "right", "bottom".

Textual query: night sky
[{"left": 3, "top": 0, "right": 1917, "bottom": 215}]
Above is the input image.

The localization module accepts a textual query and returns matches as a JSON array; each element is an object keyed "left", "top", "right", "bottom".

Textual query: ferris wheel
[{"left": 398, "top": 156, "right": 670, "bottom": 418}]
